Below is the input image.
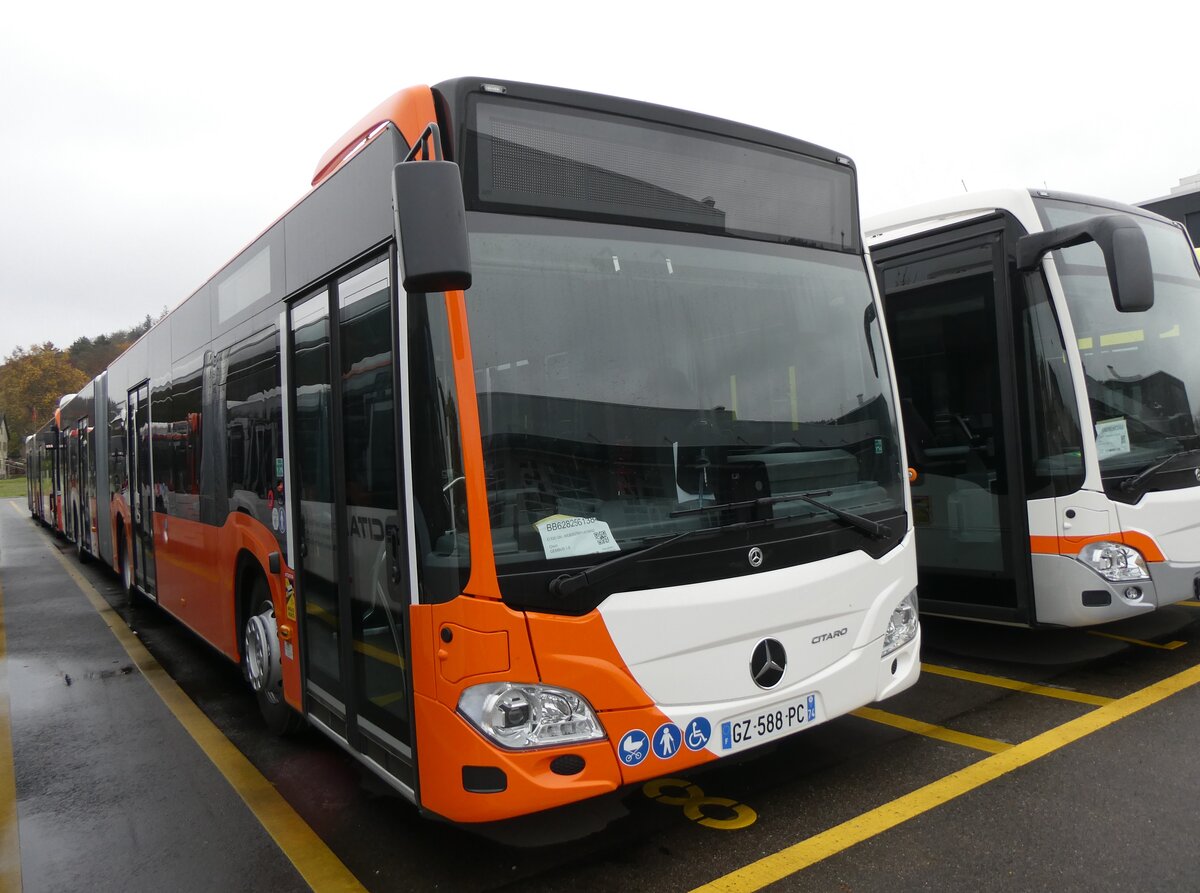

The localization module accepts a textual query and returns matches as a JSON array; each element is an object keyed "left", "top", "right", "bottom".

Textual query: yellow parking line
[
  {"left": 1175, "top": 601, "right": 1200, "bottom": 608},
  {"left": 1087, "top": 631, "right": 1186, "bottom": 651},
  {"left": 34, "top": 518, "right": 366, "bottom": 892},
  {"left": 695, "top": 661, "right": 1200, "bottom": 892},
  {"left": 851, "top": 707, "right": 1011, "bottom": 754},
  {"left": 921, "top": 663, "right": 1113, "bottom": 706},
  {"left": 0, "top": 579, "right": 22, "bottom": 893}
]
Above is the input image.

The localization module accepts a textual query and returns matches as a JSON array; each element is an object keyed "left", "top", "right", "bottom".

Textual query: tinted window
[
  {"left": 224, "top": 327, "right": 283, "bottom": 545},
  {"left": 466, "top": 97, "right": 857, "bottom": 251}
]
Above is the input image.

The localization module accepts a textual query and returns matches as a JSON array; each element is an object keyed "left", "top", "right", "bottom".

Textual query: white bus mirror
[{"left": 1016, "top": 214, "right": 1153, "bottom": 313}]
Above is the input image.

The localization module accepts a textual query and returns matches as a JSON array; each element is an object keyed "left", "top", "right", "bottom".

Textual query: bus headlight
[
  {"left": 882, "top": 590, "right": 919, "bottom": 656},
  {"left": 1076, "top": 542, "right": 1150, "bottom": 582},
  {"left": 458, "top": 683, "right": 605, "bottom": 749}
]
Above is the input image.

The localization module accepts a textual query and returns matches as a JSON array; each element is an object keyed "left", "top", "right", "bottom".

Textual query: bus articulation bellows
[
  {"left": 868, "top": 189, "right": 1200, "bottom": 627},
  {"left": 27, "top": 78, "right": 920, "bottom": 822}
]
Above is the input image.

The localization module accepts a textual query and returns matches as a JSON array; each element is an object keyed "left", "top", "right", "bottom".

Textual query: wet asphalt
[{"left": 3, "top": 496, "right": 1200, "bottom": 892}]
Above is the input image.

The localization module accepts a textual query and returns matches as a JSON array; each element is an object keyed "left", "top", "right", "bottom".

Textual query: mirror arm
[{"left": 1016, "top": 219, "right": 1104, "bottom": 271}]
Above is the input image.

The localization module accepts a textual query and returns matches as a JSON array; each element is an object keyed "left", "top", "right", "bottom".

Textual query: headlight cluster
[
  {"left": 458, "top": 683, "right": 605, "bottom": 749},
  {"left": 1075, "top": 542, "right": 1149, "bottom": 582},
  {"left": 882, "top": 590, "right": 919, "bottom": 656}
]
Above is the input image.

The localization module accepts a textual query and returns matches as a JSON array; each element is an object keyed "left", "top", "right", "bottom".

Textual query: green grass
[{"left": 0, "top": 477, "right": 28, "bottom": 498}]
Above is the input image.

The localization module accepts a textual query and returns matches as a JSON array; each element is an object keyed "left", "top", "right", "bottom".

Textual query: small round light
[{"left": 1123, "top": 586, "right": 1143, "bottom": 601}]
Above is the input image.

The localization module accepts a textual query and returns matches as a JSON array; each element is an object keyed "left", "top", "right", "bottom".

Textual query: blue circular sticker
[
  {"left": 618, "top": 729, "right": 650, "bottom": 766},
  {"left": 684, "top": 717, "right": 712, "bottom": 751},
  {"left": 652, "top": 722, "right": 683, "bottom": 760}
]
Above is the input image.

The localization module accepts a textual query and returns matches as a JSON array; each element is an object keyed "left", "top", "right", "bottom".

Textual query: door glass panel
[
  {"left": 291, "top": 291, "right": 343, "bottom": 704},
  {"left": 130, "top": 384, "right": 156, "bottom": 594},
  {"left": 883, "top": 239, "right": 1016, "bottom": 608},
  {"left": 79, "top": 420, "right": 90, "bottom": 547},
  {"left": 338, "top": 259, "right": 410, "bottom": 750}
]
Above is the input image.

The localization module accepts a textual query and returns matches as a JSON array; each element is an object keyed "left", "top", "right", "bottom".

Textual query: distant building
[
  {"left": 1140, "top": 170, "right": 1200, "bottom": 247},
  {"left": 0, "top": 415, "right": 8, "bottom": 478}
]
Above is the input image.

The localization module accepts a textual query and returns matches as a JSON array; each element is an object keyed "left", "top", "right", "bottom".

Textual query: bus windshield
[
  {"left": 1036, "top": 198, "right": 1200, "bottom": 492},
  {"left": 463, "top": 214, "right": 905, "bottom": 581}
]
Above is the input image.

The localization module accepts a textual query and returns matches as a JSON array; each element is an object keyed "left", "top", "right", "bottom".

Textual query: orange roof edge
[{"left": 311, "top": 85, "right": 438, "bottom": 187}]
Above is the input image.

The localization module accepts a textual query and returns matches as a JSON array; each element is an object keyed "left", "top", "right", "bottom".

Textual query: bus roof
[{"left": 865, "top": 188, "right": 1170, "bottom": 248}]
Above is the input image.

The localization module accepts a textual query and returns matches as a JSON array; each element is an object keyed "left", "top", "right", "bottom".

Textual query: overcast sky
[{"left": 1, "top": 0, "right": 1196, "bottom": 360}]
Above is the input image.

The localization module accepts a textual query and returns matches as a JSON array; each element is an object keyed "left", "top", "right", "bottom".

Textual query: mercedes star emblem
[
  {"left": 750, "top": 638, "right": 787, "bottom": 689},
  {"left": 748, "top": 547, "right": 764, "bottom": 568}
]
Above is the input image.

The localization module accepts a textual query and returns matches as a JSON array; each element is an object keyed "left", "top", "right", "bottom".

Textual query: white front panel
[
  {"left": 1055, "top": 489, "right": 1118, "bottom": 541},
  {"left": 1115, "top": 488, "right": 1200, "bottom": 562},
  {"left": 598, "top": 534, "right": 917, "bottom": 708}
]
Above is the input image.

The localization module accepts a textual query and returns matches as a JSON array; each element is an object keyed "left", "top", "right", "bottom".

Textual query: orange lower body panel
[
  {"left": 411, "top": 598, "right": 718, "bottom": 822},
  {"left": 414, "top": 694, "right": 622, "bottom": 823}
]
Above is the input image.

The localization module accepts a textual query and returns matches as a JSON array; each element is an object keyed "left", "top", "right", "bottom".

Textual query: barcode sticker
[{"left": 534, "top": 514, "right": 621, "bottom": 559}]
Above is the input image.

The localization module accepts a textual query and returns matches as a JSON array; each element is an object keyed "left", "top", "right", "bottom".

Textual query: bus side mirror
[
  {"left": 391, "top": 161, "right": 472, "bottom": 294},
  {"left": 1016, "top": 214, "right": 1153, "bottom": 312}
]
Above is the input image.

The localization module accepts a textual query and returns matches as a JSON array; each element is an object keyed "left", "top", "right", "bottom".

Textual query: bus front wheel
[{"left": 242, "top": 574, "right": 304, "bottom": 736}]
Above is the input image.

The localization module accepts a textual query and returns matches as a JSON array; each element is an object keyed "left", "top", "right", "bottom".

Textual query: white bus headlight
[
  {"left": 458, "top": 683, "right": 605, "bottom": 749},
  {"left": 1076, "top": 542, "right": 1149, "bottom": 582},
  {"left": 882, "top": 590, "right": 919, "bottom": 656}
]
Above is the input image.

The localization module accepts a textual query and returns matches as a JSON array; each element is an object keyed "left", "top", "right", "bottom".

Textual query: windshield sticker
[
  {"left": 534, "top": 514, "right": 620, "bottom": 559},
  {"left": 1095, "top": 417, "right": 1132, "bottom": 460}
]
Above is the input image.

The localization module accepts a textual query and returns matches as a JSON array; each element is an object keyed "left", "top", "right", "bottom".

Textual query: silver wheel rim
[{"left": 244, "top": 603, "right": 281, "bottom": 701}]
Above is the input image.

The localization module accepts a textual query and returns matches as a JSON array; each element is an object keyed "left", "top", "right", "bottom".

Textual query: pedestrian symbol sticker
[
  {"left": 684, "top": 717, "right": 711, "bottom": 751},
  {"left": 652, "top": 722, "right": 682, "bottom": 760},
  {"left": 619, "top": 729, "right": 649, "bottom": 766}
]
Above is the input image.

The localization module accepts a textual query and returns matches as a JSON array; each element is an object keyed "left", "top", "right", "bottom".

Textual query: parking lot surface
[{"left": 3, "top": 496, "right": 1200, "bottom": 892}]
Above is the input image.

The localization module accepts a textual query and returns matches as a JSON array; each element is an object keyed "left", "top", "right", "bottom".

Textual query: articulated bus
[
  {"left": 866, "top": 190, "right": 1200, "bottom": 627},
  {"left": 27, "top": 78, "right": 920, "bottom": 822}
]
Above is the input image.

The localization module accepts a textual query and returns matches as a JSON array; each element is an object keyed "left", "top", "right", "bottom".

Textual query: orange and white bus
[{"left": 29, "top": 78, "right": 920, "bottom": 822}]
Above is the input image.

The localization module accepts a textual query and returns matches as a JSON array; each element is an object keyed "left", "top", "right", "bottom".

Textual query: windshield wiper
[
  {"left": 548, "top": 516, "right": 779, "bottom": 600},
  {"left": 671, "top": 489, "right": 893, "bottom": 540},
  {"left": 1120, "top": 448, "right": 1200, "bottom": 494}
]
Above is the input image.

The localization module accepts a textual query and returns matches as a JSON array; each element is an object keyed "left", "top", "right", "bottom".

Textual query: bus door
[
  {"left": 52, "top": 430, "right": 62, "bottom": 531},
  {"left": 78, "top": 418, "right": 91, "bottom": 550},
  {"left": 873, "top": 219, "right": 1034, "bottom": 624},
  {"left": 66, "top": 427, "right": 79, "bottom": 541},
  {"left": 285, "top": 256, "right": 414, "bottom": 784},
  {"left": 127, "top": 383, "right": 157, "bottom": 597}
]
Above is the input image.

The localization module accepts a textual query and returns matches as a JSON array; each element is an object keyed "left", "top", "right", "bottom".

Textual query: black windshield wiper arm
[
  {"left": 548, "top": 516, "right": 779, "bottom": 600},
  {"left": 671, "top": 489, "right": 893, "bottom": 540},
  {"left": 1120, "top": 449, "right": 1200, "bottom": 494}
]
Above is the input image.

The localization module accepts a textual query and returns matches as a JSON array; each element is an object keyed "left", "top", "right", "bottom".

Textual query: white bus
[{"left": 867, "top": 189, "right": 1200, "bottom": 627}]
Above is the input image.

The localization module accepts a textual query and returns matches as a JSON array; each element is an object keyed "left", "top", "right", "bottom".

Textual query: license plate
[{"left": 719, "top": 692, "right": 822, "bottom": 752}]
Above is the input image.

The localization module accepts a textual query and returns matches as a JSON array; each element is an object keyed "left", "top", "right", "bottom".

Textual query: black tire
[{"left": 243, "top": 574, "right": 305, "bottom": 736}]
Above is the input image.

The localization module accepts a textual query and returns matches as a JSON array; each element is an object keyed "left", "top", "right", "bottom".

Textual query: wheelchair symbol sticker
[
  {"left": 619, "top": 729, "right": 650, "bottom": 766},
  {"left": 684, "top": 717, "right": 712, "bottom": 751}
]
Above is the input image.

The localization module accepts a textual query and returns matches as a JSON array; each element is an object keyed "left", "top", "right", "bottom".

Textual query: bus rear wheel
[{"left": 243, "top": 574, "right": 305, "bottom": 736}]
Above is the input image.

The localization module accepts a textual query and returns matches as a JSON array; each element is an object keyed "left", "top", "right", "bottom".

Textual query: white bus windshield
[{"left": 1037, "top": 198, "right": 1200, "bottom": 491}]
